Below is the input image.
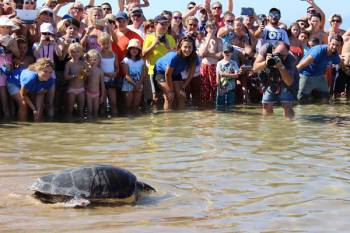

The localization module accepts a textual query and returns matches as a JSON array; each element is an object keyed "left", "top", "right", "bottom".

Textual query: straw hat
[{"left": 127, "top": 39, "right": 142, "bottom": 50}]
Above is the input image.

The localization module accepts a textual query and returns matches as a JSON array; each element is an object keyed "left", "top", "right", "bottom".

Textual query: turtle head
[{"left": 136, "top": 181, "right": 156, "bottom": 194}]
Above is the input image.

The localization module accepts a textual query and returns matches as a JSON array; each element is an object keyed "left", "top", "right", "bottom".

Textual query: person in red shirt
[{"left": 111, "top": 11, "right": 144, "bottom": 78}]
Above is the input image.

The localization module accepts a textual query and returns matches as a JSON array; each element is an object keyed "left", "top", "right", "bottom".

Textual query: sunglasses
[
  {"left": 307, "top": 10, "right": 316, "bottom": 14},
  {"left": 188, "top": 23, "right": 198, "bottom": 27},
  {"left": 187, "top": 6, "right": 194, "bottom": 10},
  {"left": 269, "top": 13, "right": 280, "bottom": 18},
  {"left": 332, "top": 19, "right": 341, "bottom": 23},
  {"left": 107, "top": 19, "right": 115, "bottom": 24},
  {"left": 42, "top": 32, "right": 52, "bottom": 36},
  {"left": 225, "top": 20, "right": 234, "bottom": 23},
  {"left": 24, "top": 1, "right": 35, "bottom": 4},
  {"left": 212, "top": 6, "right": 222, "bottom": 10},
  {"left": 102, "top": 7, "right": 111, "bottom": 11},
  {"left": 132, "top": 13, "right": 142, "bottom": 18},
  {"left": 173, "top": 16, "right": 182, "bottom": 20}
]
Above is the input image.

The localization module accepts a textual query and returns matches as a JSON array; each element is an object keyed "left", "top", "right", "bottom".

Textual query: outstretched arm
[
  {"left": 118, "top": 0, "right": 125, "bottom": 11},
  {"left": 297, "top": 55, "right": 315, "bottom": 71},
  {"left": 227, "top": 0, "right": 233, "bottom": 12},
  {"left": 307, "top": 0, "right": 326, "bottom": 29}
]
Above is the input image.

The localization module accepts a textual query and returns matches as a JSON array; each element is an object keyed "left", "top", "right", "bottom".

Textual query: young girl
[
  {"left": 216, "top": 44, "right": 241, "bottom": 110},
  {"left": 85, "top": 49, "right": 105, "bottom": 118},
  {"left": 0, "top": 17, "right": 19, "bottom": 119},
  {"left": 154, "top": 36, "right": 199, "bottom": 110},
  {"left": 98, "top": 32, "right": 118, "bottom": 116},
  {"left": 64, "top": 43, "right": 89, "bottom": 118},
  {"left": 121, "top": 39, "right": 146, "bottom": 113}
]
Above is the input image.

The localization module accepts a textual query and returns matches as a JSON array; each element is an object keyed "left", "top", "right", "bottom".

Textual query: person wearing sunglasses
[
  {"left": 255, "top": 8, "right": 290, "bottom": 53},
  {"left": 327, "top": 14, "right": 345, "bottom": 40},
  {"left": 208, "top": 0, "right": 233, "bottom": 29},
  {"left": 67, "top": 2, "right": 88, "bottom": 37},
  {"left": 127, "top": 7, "right": 146, "bottom": 38},
  {"left": 170, "top": 11, "right": 186, "bottom": 44},
  {"left": 101, "top": 2, "right": 112, "bottom": 17},
  {"left": 142, "top": 15, "right": 176, "bottom": 106},
  {"left": 302, "top": 0, "right": 325, "bottom": 30},
  {"left": 23, "top": 0, "right": 36, "bottom": 10}
]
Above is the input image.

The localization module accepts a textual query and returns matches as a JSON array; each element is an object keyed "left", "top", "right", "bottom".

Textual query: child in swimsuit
[
  {"left": 98, "top": 32, "right": 118, "bottom": 116},
  {"left": 64, "top": 43, "right": 89, "bottom": 118},
  {"left": 85, "top": 49, "right": 105, "bottom": 118},
  {"left": 121, "top": 39, "right": 146, "bottom": 113}
]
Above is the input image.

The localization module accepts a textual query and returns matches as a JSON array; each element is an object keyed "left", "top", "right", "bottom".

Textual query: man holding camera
[{"left": 253, "top": 42, "right": 298, "bottom": 118}]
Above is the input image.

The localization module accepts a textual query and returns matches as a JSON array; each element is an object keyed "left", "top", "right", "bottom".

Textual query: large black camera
[{"left": 266, "top": 53, "right": 282, "bottom": 68}]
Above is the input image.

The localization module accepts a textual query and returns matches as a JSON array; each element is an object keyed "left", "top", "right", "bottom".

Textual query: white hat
[
  {"left": 39, "top": 7, "right": 54, "bottom": 15},
  {"left": 0, "top": 17, "right": 17, "bottom": 30},
  {"left": 127, "top": 39, "right": 142, "bottom": 50},
  {"left": 40, "top": 22, "right": 54, "bottom": 34}
]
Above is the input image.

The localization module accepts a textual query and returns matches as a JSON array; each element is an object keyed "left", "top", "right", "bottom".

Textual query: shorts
[
  {"left": 297, "top": 74, "right": 329, "bottom": 101},
  {"left": 121, "top": 80, "right": 143, "bottom": 92},
  {"left": 262, "top": 86, "right": 294, "bottom": 104},
  {"left": 7, "top": 82, "right": 20, "bottom": 95},
  {"left": 154, "top": 73, "right": 182, "bottom": 83},
  {"left": 105, "top": 80, "right": 118, "bottom": 89}
]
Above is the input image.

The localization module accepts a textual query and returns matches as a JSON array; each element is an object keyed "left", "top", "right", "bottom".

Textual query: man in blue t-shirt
[{"left": 297, "top": 35, "right": 342, "bottom": 103}]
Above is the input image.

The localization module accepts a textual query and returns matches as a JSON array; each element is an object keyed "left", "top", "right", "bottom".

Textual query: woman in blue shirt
[
  {"left": 154, "top": 36, "right": 198, "bottom": 110},
  {"left": 19, "top": 58, "right": 55, "bottom": 121}
]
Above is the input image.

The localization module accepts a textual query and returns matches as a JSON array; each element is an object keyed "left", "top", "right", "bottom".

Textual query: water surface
[{"left": 1, "top": 105, "right": 350, "bottom": 232}]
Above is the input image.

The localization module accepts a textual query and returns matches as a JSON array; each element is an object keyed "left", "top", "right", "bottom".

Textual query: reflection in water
[{"left": 1, "top": 105, "right": 350, "bottom": 232}]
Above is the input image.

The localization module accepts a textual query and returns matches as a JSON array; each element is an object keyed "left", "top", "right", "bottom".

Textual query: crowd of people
[{"left": 0, "top": 0, "right": 349, "bottom": 121}]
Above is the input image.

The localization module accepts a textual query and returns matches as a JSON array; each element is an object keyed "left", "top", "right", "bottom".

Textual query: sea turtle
[{"left": 29, "top": 165, "right": 155, "bottom": 207}]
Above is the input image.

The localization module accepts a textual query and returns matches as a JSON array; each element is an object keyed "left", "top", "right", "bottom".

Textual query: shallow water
[{"left": 1, "top": 104, "right": 350, "bottom": 232}]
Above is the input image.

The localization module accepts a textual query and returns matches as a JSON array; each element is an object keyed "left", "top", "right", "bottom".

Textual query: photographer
[{"left": 253, "top": 42, "right": 298, "bottom": 118}]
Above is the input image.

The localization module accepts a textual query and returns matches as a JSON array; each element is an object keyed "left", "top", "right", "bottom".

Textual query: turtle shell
[{"left": 30, "top": 165, "right": 138, "bottom": 200}]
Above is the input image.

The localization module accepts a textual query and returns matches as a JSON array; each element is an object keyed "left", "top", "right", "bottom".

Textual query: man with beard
[
  {"left": 297, "top": 34, "right": 343, "bottom": 103},
  {"left": 254, "top": 8, "right": 290, "bottom": 52}
]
